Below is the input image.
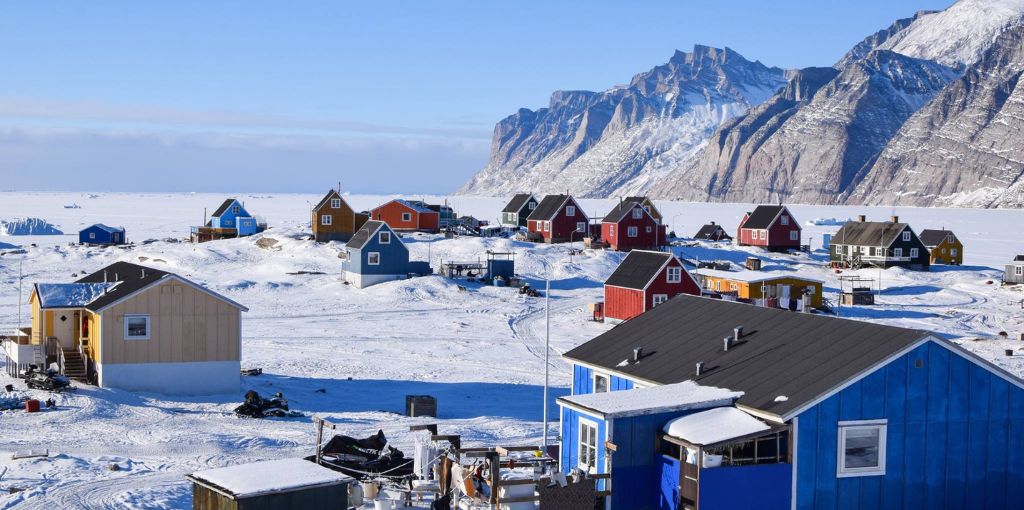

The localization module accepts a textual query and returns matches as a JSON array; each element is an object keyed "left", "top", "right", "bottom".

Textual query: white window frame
[
  {"left": 321, "top": 214, "right": 332, "bottom": 226},
  {"left": 632, "top": 208, "right": 643, "bottom": 219},
  {"left": 609, "top": 225, "right": 615, "bottom": 237},
  {"left": 379, "top": 231, "right": 391, "bottom": 244},
  {"left": 89, "top": 232, "right": 96, "bottom": 239},
  {"left": 592, "top": 373, "right": 610, "bottom": 394},
  {"left": 1017, "top": 265, "right": 1023, "bottom": 276},
  {"left": 124, "top": 314, "right": 151, "bottom": 340},
  {"left": 566, "top": 205, "right": 576, "bottom": 217},
  {"left": 627, "top": 226, "right": 638, "bottom": 238},
  {"left": 368, "top": 252, "right": 381, "bottom": 265},
  {"left": 790, "top": 230, "right": 798, "bottom": 241},
  {"left": 894, "top": 247, "right": 903, "bottom": 257},
  {"left": 781, "top": 215, "right": 789, "bottom": 226},
  {"left": 579, "top": 418, "right": 600, "bottom": 471},
  {"left": 330, "top": 198, "right": 341, "bottom": 209},
  {"left": 232, "top": 205, "right": 240, "bottom": 214},
  {"left": 667, "top": 266, "right": 682, "bottom": 283},
  {"left": 544, "top": 221, "right": 550, "bottom": 232},
  {"left": 760, "top": 230, "right": 767, "bottom": 240},
  {"left": 902, "top": 231, "right": 911, "bottom": 242},
  {"left": 951, "top": 248, "right": 958, "bottom": 257},
  {"left": 837, "top": 419, "right": 887, "bottom": 477},
  {"left": 401, "top": 212, "right": 412, "bottom": 222},
  {"left": 653, "top": 294, "right": 668, "bottom": 307},
  {"left": 577, "top": 222, "right": 587, "bottom": 233},
  {"left": 910, "top": 248, "right": 919, "bottom": 258},
  {"left": 529, "top": 201, "right": 537, "bottom": 210},
  {"left": 646, "top": 226, "right": 652, "bottom": 233}
]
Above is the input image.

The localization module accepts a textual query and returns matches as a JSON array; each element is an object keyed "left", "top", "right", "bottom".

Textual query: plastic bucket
[
  {"left": 373, "top": 499, "right": 391, "bottom": 510},
  {"left": 362, "top": 481, "right": 378, "bottom": 499}
]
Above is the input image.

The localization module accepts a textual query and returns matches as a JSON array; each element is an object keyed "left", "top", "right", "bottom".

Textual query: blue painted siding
[
  {"left": 559, "top": 407, "right": 606, "bottom": 475},
  {"left": 659, "top": 455, "right": 680, "bottom": 510},
  {"left": 609, "top": 411, "right": 683, "bottom": 510},
  {"left": 210, "top": 199, "right": 262, "bottom": 236},
  {"left": 700, "top": 464, "right": 792, "bottom": 510},
  {"left": 571, "top": 364, "right": 634, "bottom": 396},
  {"left": 341, "top": 225, "right": 411, "bottom": 276},
  {"left": 795, "top": 341, "right": 1024, "bottom": 510},
  {"left": 79, "top": 225, "right": 124, "bottom": 245}
]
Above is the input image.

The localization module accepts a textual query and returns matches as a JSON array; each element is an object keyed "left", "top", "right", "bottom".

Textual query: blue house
[
  {"left": 79, "top": 224, "right": 126, "bottom": 245},
  {"left": 559, "top": 294, "right": 1024, "bottom": 510},
  {"left": 191, "top": 198, "right": 265, "bottom": 242},
  {"left": 340, "top": 221, "right": 431, "bottom": 288}
]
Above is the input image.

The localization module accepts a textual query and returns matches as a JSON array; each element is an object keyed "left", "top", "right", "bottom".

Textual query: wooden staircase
[{"left": 61, "top": 349, "right": 87, "bottom": 380}]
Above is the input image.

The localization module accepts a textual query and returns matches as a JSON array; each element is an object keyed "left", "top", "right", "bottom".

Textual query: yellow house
[
  {"left": 694, "top": 269, "right": 823, "bottom": 310},
  {"left": 18, "top": 261, "right": 247, "bottom": 394},
  {"left": 919, "top": 229, "right": 963, "bottom": 265}
]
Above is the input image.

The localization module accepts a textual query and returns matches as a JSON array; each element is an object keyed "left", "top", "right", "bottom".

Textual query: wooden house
[
  {"left": 340, "top": 221, "right": 431, "bottom": 288},
  {"left": 919, "top": 228, "right": 963, "bottom": 265},
  {"left": 500, "top": 193, "right": 539, "bottom": 228},
  {"left": 559, "top": 294, "right": 1024, "bottom": 510},
  {"left": 526, "top": 194, "right": 589, "bottom": 243},
  {"left": 830, "top": 215, "right": 929, "bottom": 270},
  {"left": 13, "top": 261, "right": 247, "bottom": 394},
  {"left": 694, "top": 269, "right": 823, "bottom": 310},
  {"left": 736, "top": 205, "right": 801, "bottom": 251},
  {"left": 370, "top": 199, "right": 440, "bottom": 233},
  {"left": 1005, "top": 255, "right": 1024, "bottom": 285},
  {"left": 603, "top": 250, "right": 699, "bottom": 324},
  {"left": 191, "top": 198, "right": 265, "bottom": 243},
  {"left": 187, "top": 458, "right": 353, "bottom": 510},
  {"left": 600, "top": 200, "right": 666, "bottom": 252},
  {"left": 624, "top": 196, "right": 662, "bottom": 223},
  {"left": 79, "top": 224, "right": 126, "bottom": 246},
  {"left": 693, "top": 222, "right": 732, "bottom": 242},
  {"left": 310, "top": 189, "right": 368, "bottom": 243}
]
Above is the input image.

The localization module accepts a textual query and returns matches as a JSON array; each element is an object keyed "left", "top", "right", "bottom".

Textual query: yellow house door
[{"left": 51, "top": 310, "right": 75, "bottom": 349}]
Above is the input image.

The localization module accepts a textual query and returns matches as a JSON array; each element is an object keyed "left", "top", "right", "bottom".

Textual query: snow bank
[
  {"left": 36, "top": 283, "right": 117, "bottom": 308},
  {"left": 1, "top": 217, "right": 64, "bottom": 235},
  {"left": 188, "top": 458, "right": 352, "bottom": 498}
]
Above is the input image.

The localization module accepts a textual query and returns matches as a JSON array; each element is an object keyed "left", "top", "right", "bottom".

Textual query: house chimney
[
  {"left": 723, "top": 336, "right": 732, "bottom": 351},
  {"left": 710, "top": 221, "right": 716, "bottom": 225},
  {"left": 114, "top": 273, "right": 118, "bottom": 281},
  {"left": 857, "top": 215, "right": 866, "bottom": 222},
  {"left": 891, "top": 215, "right": 899, "bottom": 223},
  {"left": 633, "top": 347, "right": 643, "bottom": 363},
  {"left": 696, "top": 362, "right": 705, "bottom": 377},
  {"left": 734, "top": 326, "right": 743, "bottom": 343}
]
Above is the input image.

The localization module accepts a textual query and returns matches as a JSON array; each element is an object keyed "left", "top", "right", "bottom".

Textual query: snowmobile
[
  {"left": 233, "top": 389, "right": 300, "bottom": 418},
  {"left": 308, "top": 429, "right": 414, "bottom": 479},
  {"left": 23, "top": 366, "right": 72, "bottom": 392}
]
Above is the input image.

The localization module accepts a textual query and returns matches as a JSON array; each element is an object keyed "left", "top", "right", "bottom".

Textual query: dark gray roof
[
  {"left": 346, "top": 221, "right": 386, "bottom": 250},
  {"left": 601, "top": 200, "right": 644, "bottom": 223},
  {"left": 605, "top": 250, "right": 673, "bottom": 289},
  {"left": 211, "top": 198, "right": 239, "bottom": 218},
  {"left": 833, "top": 220, "right": 908, "bottom": 247},
  {"left": 564, "top": 294, "right": 929, "bottom": 419},
  {"left": 739, "top": 205, "right": 785, "bottom": 230},
  {"left": 527, "top": 195, "right": 570, "bottom": 221},
  {"left": 501, "top": 194, "right": 535, "bottom": 213},
  {"left": 694, "top": 223, "right": 730, "bottom": 240},
  {"left": 918, "top": 229, "right": 953, "bottom": 247},
  {"left": 313, "top": 190, "right": 343, "bottom": 212},
  {"left": 75, "top": 261, "right": 170, "bottom": 312},
  {"left": 1015, "top": 255, "right": 1024, "bottom": 262}
]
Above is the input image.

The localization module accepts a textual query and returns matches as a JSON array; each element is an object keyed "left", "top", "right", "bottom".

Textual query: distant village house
[
  {"left": 919, "top": 228, "right": 963, "bottom": 265},
  {"left": 736, "top": 205, "right": 801, "bottom": 251},
  {"left": 79, "top": 224, "right": 126, "bottom": 246},
  {"left": 526, "top": 194, "right": 590, "bottom": 243},
  {"left": 603, "top": 250, "right": 699, "bottom": 323},
  {"left": 500, "top": 193, "right": 539, "bottom": 228},
  {"left": 830, "top": 215, "right": 929, "bottom": 270},
  {"left": 191, "top": 198, "right": 265, "bottom": 243},
  {"left": 340, "top": 221, "right": 431, "bottom": 288},
  {"left": 311, "top": 189, "right": 368, "bottom": 243}
]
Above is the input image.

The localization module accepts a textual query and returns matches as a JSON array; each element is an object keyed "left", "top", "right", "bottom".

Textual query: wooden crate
[{"left": 405, "top": 395, "right": 437, "bottom": 417}]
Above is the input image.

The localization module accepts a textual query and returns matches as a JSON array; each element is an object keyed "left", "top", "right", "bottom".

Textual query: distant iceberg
[
  {"left": 804, "top": 217, "right": 849, "bottom": 227},
  {"left": 0, "top": 218, "right": 64, "bottom": 236}
]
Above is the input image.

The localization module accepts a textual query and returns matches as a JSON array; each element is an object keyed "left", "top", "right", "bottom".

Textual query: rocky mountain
[
  {"left": 849, "top": 24, "right": 1024, "bottom": 207},
  {"left": 834, "top": 11, "right": 931, "bottom": 70},
  {"left": 458, "top": 46, "right": 790, "bottom": 197}
]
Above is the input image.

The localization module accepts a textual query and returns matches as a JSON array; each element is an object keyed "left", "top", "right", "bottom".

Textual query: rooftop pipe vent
[
  {"left": 696, "top": 362, "right": 705, "bottom": 377},
  {"left": 632, "top": 347, "right": 643, "bottom": 363}
]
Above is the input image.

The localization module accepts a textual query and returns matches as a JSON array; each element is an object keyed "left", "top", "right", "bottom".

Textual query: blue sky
[{"left": 0, "top": 1, "right": 951, "bottom": 194}]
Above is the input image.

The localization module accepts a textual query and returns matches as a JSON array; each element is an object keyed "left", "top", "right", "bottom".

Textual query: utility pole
[{"left": 542, "top": 275, "right": 551, "bottom": 453}]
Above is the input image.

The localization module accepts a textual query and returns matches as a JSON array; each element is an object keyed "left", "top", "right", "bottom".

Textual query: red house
[
  {"left": 600, "top": 200, "right": 666, "bottom": 251},
  {"left": 526, "top": 194, "right": 589, "bottom": 243},
  {"left": 603, "top": 250, "right": 699, "bottom": 324},
  {"left": 736, "top": 204, "right": 801, "bottom": 251},
  {"left": 370, "top": 199, "right": 440, "bottom": 233}
]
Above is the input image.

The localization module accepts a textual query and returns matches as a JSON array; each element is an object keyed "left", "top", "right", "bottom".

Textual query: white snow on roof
[
  {"left": 559, "top": 381, "right": 741, "bottom": 419},
  {"left": 189, "top": 458, "right": 352, "bottom": 498},
  {"left": 36, "top": 283, "right": 117, "bottom": 308},
  {"left": 694, "top": 268, "right": 823, "bottom": 284},
  {"left": 664, "top": 407, "right": 770, "bottom": 446}
]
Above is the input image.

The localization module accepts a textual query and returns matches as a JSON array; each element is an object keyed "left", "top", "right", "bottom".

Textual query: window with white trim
[
  {"left": 627, "top": 226, "right": 638, "bottom": 237},
  {"left": 901, "top": 231, "right": 910, "bottom": 242},
  {"left": 1017, "top": 265, "right": 1023, "bottom": 276},
  {"left": 402, "top": 212, "right": 412, "bottom": 222},
  {"left": 646, "top": 226, "right": 652, "bottom": 233},
  {"left": 321, "top": 214, "right": 332, "bottom": 226},
  {"left": 577, "top": 222, "right": 587, "bottom": 233},
  {"left": 579, "top": 419, "right": 599, "bottom": 470},
  {"left": 781, "top": 215, "right": 789, "bottom": 226},
  {"left": 894, "top": 247, "right": 903, "bottom": 257},
  {"left": 951, "top": 248, "right": 958, "bottom": 257},
  {"left": 330, "top": 198, "right": 341, "bottom": 209},
  {"left": 667, "top": 266, "right": 682, "bottom": 283},
  {"left": 653, "top": 294, "right": 668, "bottom": 306},
  {"left": 593, "top": 373, "right": 609, "bottom": 393},
  {"left": 529, "top": 201, "right": 537, "bottom": 210},
  {"left": 89, "top": 232, "right": 96, "bottom": 239},
  {"left": 760, "top": 230, "right": 767, "bottom": 240},
  {"left": 124, "top": 315, "right": 151, "bottom": 340},
  {"left": 632, "top": 208, "right": 643, "bottom": 219},
  {"left": 790, "top": 231, "right": 798, "bottom": 241},
  {"left": 609, "top": 225, "right": 615, "bottom": 237},
  {"left": 566, "top": 205, "right": 576, "bottom": 217},
  {"left": 368, "top": 252, "right": 381, "bottom": 265},
  {"left": 910, "top": 248, "right": 918, "bottom": 258},
  {"left": 379, "top": 231, "right": 391, "bottom": 244},
  {"left": 232, "top": 205, "right": 240, "bottom": 214},
  {"left": 837, "top": 420, "right": 887, "bottom": 477},
  {"left": 544, "top": 221, "right": 550, "bottom": 232}
]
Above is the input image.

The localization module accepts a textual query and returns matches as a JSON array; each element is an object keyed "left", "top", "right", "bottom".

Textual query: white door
[
  {"left": 51, "top": 310, "right": 75, "bottom": 348},
  {"left": 780, "top": 285, "right": 791, "bottom": 302}
]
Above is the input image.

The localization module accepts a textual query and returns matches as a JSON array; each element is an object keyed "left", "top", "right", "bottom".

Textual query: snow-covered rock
[{"left": 0, "top": 217, "right": 64, "bottom": 235}]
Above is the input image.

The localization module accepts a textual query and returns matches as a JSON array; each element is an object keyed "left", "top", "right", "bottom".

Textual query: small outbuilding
[
  {"left": 187, "top": 458, "right": 353, "bottom": 510},
  {"left": 919, "top": 228, "right": 963, "bottom": 265},
  {"left": 603, "top": 250, "right": 699, "bottom": 324},
  {"left": 79, "top": 224, "right": 126, "bottom": 246},
  {"left": 693, "top": 222, "right": 732, "bottom": 242},
  {"left": 340, "top": 221, "right": 431, "bottom": 288},
  {"left": 695, "top": 269, "right": 823, "bottom": 310},
  {"left": 1005, "top": 255, "right": 1024, "bottom": 285}
]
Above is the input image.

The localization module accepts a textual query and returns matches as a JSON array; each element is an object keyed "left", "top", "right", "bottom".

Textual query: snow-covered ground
[{"left": 0, "top": 191, "right": 1023, "bottom": 508}]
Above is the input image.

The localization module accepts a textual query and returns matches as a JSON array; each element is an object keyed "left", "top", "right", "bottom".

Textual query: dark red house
[
  {"left": 736, "top": 205, "right": 801, "bottom": 251},
  {"left": 603, "top": 250, "right": 699, "bottom": 324},
  {"left": 526, "top": 194, "right": 589, "bottom": 243},
  {"left": 600, "top": 200, "right": 665, "bottom": 251},
  {"left": 370, "top": 199, "right": 440, "bottom": 233}
]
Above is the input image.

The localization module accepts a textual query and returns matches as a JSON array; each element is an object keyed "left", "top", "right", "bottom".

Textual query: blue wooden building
[
  {"left": 559, "top": 294, "right": 1024, "bottom": 510},
  {"left": 340, "top": 221, "right": 431, "bottom": 288},
  {"left": 191, "top": 198, "right": 265, "bottom": 242},
  {"left": 79, "top": 224, "right": 125, "bottom": 245}
]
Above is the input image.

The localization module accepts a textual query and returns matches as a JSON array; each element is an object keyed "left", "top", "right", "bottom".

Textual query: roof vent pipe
[
  {"left": 734, "top": 326, "right": 743, "bottom": 343},
  {"left": 696, "top": 362, "right": 705, "bottom": 377},
  {"left": 633, "top": 347, "right": 643, "bottom": 363},
  {"left": 857, "top": 215, "right": 866, "bottom": 222},
  {"left": 103, "top": 270, "right": 107, "bottom": 283},
  {"left": 723, "top": 336, "right": 731, "bottom": 352}
]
